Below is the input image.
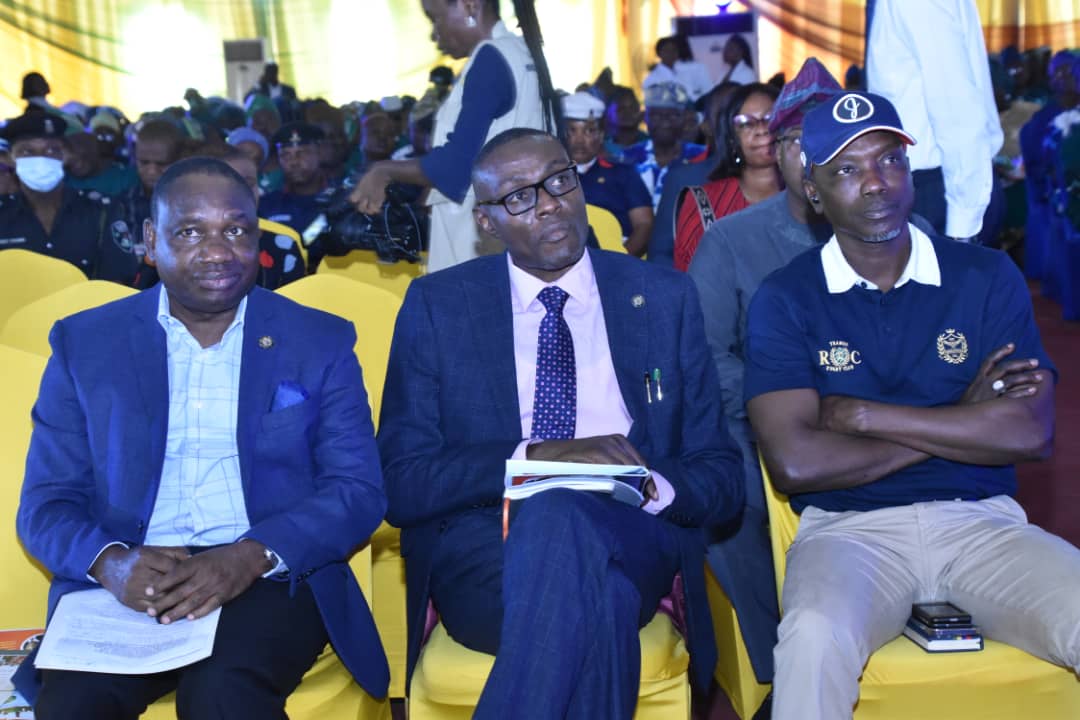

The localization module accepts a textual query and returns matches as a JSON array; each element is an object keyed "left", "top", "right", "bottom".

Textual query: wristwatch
[{"left": 263, "top": 547, "right": 282, "bottom": 573}]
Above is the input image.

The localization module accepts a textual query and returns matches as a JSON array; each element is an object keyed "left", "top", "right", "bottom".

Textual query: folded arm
[{"left": 749, "top": 388, "right": 930, "bottom": 495}]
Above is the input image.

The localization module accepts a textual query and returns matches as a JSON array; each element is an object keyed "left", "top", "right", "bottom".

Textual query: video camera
[{"left": 312, "top": 184, "right": 426, "bottom": 264}]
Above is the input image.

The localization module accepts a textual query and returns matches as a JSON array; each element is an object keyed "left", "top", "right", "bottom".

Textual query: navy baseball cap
[{"left": 800, "top": 91, "right": 915, "bottom": 177}]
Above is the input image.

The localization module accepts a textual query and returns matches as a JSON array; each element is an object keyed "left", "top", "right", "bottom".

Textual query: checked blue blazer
[
  {"left": 15, "top": 287, "right": 390, "bottom": 701},
  {"left": 377, "top": 248, "right": 745, "bottom": 692}
]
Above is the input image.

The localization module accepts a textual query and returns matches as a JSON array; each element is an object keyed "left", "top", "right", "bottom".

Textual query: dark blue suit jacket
[
  {"left": 15, "top": 286, "right": 389, "bottom": 700},
  {"left": 377, "top": 248, "right": 744, "bottom": 691}
]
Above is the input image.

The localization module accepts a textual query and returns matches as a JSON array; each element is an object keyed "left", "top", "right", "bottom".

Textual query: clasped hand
[
  {"left": 526, "top": 434, "right": 659, "bottom": 503},
  {"left": 90, "top": 542, "right": 269, "bottom": 624},
  {"left": 960, "top": 343, "right": 1045, "bottom": 404}
]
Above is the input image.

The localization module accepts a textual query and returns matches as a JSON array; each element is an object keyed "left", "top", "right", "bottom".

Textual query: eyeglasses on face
[
  {"left": 477, "top": 164, "right": 579, "bottom": 216},
  {"left": 774, "top": 134, "right": 802, "bottom": 148},
  {"left": 733, "top": 112, "right": 773, "bottom": 132}
]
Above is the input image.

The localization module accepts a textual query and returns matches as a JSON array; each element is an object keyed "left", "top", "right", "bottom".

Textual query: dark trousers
[
  {"left": 705, "top": 417, "right": 779, "bottom": 682},
  {"left": 912, "top": 165, "right": 1005, "bottom": 246},
  {"left": 428, "top": 489, "right": 681, "bottom": 720},
  {"left": 912, "top": 167, "right": 948, "bottom": 236},
  {"left": 35, "top": 580, "right": 328, "bottom": 720}
]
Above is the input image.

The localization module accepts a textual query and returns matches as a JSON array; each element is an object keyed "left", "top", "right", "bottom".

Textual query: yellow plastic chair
[
  {"left": 586, "top": 204, "right": 628, "bottom": 254},
  {"left": 0, "top": 345, "right": 385, "bottom": 720},
  {"left": 0, "top": 345, "right": 51, "bottom": 630},
  {"left": 705, "top": 570, "right": 770, "bottom": 718},
  {"left": 318, "top": 249, "right": 424, "bottom": 298},
  {"left": 277, "top": 273, "right": 409, "bottom": 699},
  {"left": 0, "top": 281, "right": 138, "bottom": 357},
  {"left": 409, "top": 613, "right": 691, "bottom": 719},
  {"left": 0, "top": 249, "right": 88, "bottom": 331},
  {"left": 760, "top": 458, "right": 1080, "bottom": 719}
]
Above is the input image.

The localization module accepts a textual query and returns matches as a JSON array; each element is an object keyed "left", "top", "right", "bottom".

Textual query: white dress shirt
[
  {"left": 867, "top": 0, "right": 1003, "bottom": 238},
  {"left": 144, "top": 286, "right": 251, "bottom": 547},
  {"left": 507, "top": 252, "right": 675, "bottom": 513}
]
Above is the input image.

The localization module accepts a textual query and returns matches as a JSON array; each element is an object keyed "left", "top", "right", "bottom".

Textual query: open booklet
[{"left": 504, "top": 459, "right": 650, "bottom": 507}]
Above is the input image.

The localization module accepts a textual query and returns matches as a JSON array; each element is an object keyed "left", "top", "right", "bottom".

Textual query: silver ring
[{"left": 992, "top": 379, "right": 1006, "bottom": 394}]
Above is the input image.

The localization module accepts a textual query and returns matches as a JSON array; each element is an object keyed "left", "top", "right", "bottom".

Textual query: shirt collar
[
  {"left": 157, "top": 284, "right": 248, "bottom": 345},
  {"left": 576, "top": 158, "right": 598, "bottom": 175},
  {"left": 821, "top": 222, "right": 941, "bottom": 293},
  {"left": 507, "top": 249, "right": 595, "bottom": 313}
]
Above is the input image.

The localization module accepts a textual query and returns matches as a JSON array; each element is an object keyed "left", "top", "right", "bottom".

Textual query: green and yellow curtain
[
  {"left": 0, "top": 0, "right": 681, "bottom": 119},
  {"left": 2, "top": 1, "right": 1079, "bottom": 121}
]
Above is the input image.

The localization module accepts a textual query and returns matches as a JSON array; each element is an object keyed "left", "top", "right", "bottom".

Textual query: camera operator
[{"left": 348, "top": 0, "right": 562, "bottom": 273}]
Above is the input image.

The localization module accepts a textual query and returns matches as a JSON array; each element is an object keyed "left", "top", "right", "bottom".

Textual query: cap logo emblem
[
  {"left": 833, "top": 94, "right": 874, "bottom": 124},
  {"left": 44, "top": 118, "right": 55, "bottom": 134},
  {"left": 289, "top": 130, "right": 301, "bottom": 144}
]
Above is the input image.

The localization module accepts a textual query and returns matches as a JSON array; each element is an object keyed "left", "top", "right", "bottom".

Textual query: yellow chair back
[
  {"left": 0, "top": 345, "right": 51, "bottom": 628},
  {"left": 759, "top": 459, "right": 800, "bottom": 611},
  {"left": 317, "top": 249, "right": 423, "bottom": 298},
  {"left": 276, "top": 273, "right": 402, "bottom": 427},
  {"left": 586, "top": 204, "right": 627, "bottom": 254},
  {"left": 0, "top": 249, "right": 88, "bottom": 331},
  {"left": 0, "top": 281, "right": 138, "bottom": 357}
]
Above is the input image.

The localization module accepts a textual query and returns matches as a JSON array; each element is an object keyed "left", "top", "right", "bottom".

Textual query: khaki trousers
[{"left": 772, "top": 496, "right": 1080, "bottom": 720}]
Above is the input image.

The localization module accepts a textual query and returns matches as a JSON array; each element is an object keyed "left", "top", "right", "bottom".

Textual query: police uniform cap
[
  {"left": 1, "top": 113, "right": 68, "bottom": 144},
  {"left": 562, "top": 91, "right": 606, "bottom": 121},
  {"left": 271, "top": 122, "right": 324, "bottom": 149}
]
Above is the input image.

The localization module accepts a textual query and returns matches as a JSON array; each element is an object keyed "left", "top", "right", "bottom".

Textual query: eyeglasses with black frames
[{"left": 477, "top": 164, "right": 580, "bottom": 216}]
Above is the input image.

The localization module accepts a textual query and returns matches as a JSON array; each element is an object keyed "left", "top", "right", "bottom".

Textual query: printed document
[{"left": 35, "top": 588, "right": 220, "bottom": 674}]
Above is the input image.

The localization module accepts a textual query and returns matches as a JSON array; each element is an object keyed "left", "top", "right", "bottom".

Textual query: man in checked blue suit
[
  {"left": 14, "top": 157, "right": 388, "bottom": 719},
  {"left": 378, "top": 129, "right": 744, "bottom": 718}
]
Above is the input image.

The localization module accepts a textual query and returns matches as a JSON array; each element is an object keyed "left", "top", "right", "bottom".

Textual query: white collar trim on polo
[{"left": 821, "top": 222, "right": 941, "bottom": 294}]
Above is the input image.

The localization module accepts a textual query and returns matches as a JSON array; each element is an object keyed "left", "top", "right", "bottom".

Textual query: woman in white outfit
[{"left": 351, "top": 0, "right": 560, "bottom": 272}]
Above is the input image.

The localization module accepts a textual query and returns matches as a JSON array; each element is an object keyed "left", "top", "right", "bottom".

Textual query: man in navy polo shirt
[{"left": 744, "top": 91, "right": 1080, "bottom": 720}]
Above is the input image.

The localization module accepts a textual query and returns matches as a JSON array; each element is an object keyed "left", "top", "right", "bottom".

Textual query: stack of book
[{"left": 903, "top": 602, "right": 984, "bottom": 653}]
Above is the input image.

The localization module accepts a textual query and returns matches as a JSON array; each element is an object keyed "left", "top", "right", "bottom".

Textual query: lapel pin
[
  {"left": 631, "top": 294, "right": 645, "bottom": 308},
  {"left": 258, "top": 335, "right": 274, "bottom": 349}
]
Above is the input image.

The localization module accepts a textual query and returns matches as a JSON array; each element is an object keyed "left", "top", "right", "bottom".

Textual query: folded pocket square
[{"left": 271, "top": 380, "right": 309, "bottom": 411}]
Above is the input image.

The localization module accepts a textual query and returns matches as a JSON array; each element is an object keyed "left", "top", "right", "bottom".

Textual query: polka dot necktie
[{"left": 530, "top": 286, "right": 576, "bottom": 440}]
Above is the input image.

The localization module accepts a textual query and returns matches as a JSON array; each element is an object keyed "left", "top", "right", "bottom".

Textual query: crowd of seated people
[{"left": 2, "top": 24, "right": 1080, "bottom": 720}]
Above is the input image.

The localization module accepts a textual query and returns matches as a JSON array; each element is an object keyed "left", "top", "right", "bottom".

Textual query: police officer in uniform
[
  {"left": 0, "top": 113, "right": 138, "bottom": 284},
  {"left": 562, "top": 91, "right": 655, "bottom": 256},
  {"left": 258, "top": 123, "right": 334, "bottom": 258}
]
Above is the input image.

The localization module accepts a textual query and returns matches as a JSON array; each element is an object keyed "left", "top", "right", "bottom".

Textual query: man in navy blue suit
[
  {"left": 378, "top": 129, "right": 743, "bottom": 719},
  {"left": 15, "top": 157, "right": 388, "bottom": 718}
]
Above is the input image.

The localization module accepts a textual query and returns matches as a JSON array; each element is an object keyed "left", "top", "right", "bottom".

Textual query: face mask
[{"left": 15, "top": 156, "right": 65, "bottom": 193}]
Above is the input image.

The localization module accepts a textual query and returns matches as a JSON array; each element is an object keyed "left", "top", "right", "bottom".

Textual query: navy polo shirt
[
  {"left": 578, "top": 157, "right": 653, "bottom": 237},
  {"left": 744, "top": 227, "right": 1056, "bottom": 513}
]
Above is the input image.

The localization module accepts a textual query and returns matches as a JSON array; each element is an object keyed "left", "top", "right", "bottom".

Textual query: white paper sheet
[{"left": 34, "top": 588, "right": 220, "bottom": 675}]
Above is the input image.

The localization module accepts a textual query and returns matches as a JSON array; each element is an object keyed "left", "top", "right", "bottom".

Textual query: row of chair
[{"left": 3, "top": 199, "right": 1079, "bottom": 717}]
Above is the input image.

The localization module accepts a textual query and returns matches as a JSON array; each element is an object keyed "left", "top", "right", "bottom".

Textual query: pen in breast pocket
[
  {"left": 644, "top": 372, "right": 652, "bottom": 404},
  {"left": 652, "top": 368, "right": 663, "bottom": 402}
]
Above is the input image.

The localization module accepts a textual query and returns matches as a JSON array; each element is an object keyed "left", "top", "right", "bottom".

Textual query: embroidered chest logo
[
  {"left": 937, "top": 329, "right": 969, "bottom": 364},
  {"left": 818, "top": 340, "right": 862, "bottom": 372}
]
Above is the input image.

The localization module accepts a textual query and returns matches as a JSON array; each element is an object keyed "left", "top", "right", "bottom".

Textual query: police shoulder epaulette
[{"left": 79, "top": 189, "right": 112, "bottom": 205}]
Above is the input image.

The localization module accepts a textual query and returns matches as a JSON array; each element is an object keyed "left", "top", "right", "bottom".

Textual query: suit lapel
[
  {"left": 130, "top": 289, "right": 168, "bottom": 497},
  {"left": 591, "top": 249, "right": 651, "bottom": 447},
  {"left": 236, "top": 288, "right": 279, "bottom": 495},
  {"left": 465, "top": 256, "right": 521, "bottom": 432}
]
